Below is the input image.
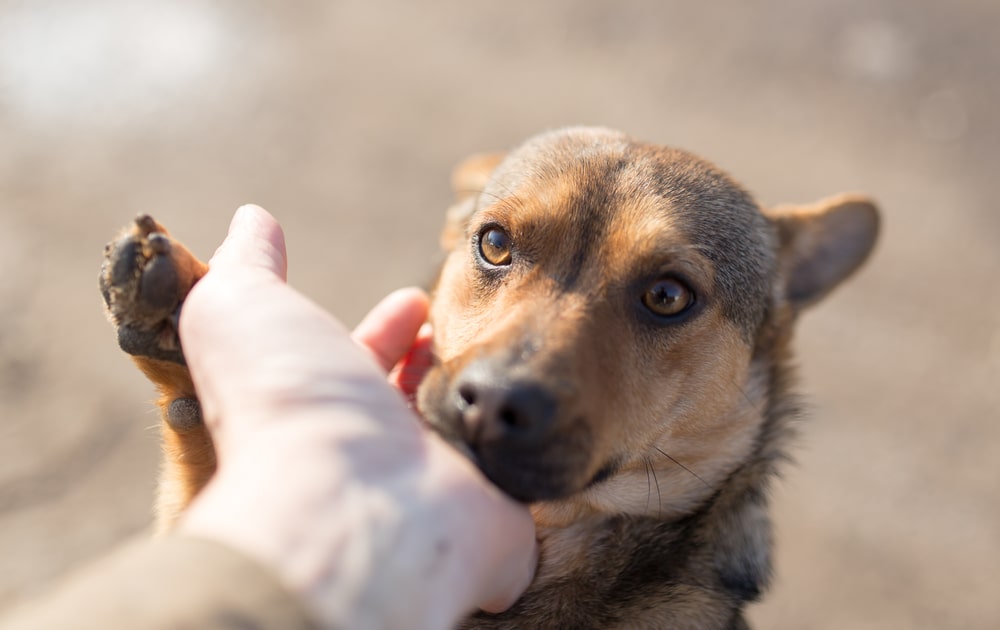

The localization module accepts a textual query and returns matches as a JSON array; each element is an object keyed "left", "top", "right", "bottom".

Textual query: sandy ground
[{"left": 1, "top": 0, "right": 998, "bottom": 627}]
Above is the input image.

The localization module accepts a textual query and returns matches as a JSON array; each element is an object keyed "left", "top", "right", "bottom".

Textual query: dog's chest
[{"left": 461, "top": 513, "right": 751, "bottom": 630}]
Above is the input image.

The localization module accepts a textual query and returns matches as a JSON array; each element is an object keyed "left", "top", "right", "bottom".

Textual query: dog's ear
[
  {"left": 451, "top": 152, "right": 506, "bottom": 202},
  {"left": 440, "top": 152, "right": 506, "bottom": 252},
  {"left": 767, "top": 194, "right": 879, "bottom": 309}
]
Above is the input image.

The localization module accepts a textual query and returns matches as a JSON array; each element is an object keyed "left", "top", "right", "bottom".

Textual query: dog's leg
[{"left": 100, "top": 215, "right": 212, "bottom": 533}]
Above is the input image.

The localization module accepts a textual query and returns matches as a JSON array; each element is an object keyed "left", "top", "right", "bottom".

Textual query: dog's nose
[{"left": 455, "top": 367, "right": 557, "bottom": 444}]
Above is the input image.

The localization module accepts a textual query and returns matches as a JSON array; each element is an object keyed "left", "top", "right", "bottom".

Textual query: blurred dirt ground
[{"left": 1, "top": 0, "right": 998, "bottom": 627}]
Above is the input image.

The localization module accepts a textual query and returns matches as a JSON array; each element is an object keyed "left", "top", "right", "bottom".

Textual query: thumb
[
  {"left": 209, "top": 204, "right": 288, "bottom": 281},
  {"left": 179, "top": 205, "right": 382, "bottom": 444}
]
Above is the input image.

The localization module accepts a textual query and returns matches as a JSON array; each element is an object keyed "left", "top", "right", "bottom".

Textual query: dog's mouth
[
  {"left": 585, "top": 459, "right": 621, "bottom": 489},
  {"left": 468, "top": 440, "right": 586, "bottom": 503},
  {"left": 469, "top": 439, "right": 620, "bottom": 503},
  {"left": 448, "top": 405, "right": 594, "bottom": 503}
]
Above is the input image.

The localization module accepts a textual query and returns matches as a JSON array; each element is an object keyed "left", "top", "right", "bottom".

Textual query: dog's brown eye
[
  {"left": 479, "top": 228, "right": 512, "bottom": 266},
  {"left": 642, "top": 278, "right": 693, "bottom": 317}
]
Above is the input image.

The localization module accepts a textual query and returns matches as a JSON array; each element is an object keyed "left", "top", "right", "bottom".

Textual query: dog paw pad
[
  {"left": 100, "top": 216, "right": 200, "bottom": 365},
  {"left": 167, "top": 397, "right": 203, "bottom": 431}
]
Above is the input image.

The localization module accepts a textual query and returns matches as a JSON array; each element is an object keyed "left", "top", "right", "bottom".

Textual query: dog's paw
[{"left": 100, "top": 215, "right": 204, "bottom": 365}]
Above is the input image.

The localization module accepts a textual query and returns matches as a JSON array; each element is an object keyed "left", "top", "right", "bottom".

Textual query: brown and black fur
[{"left": 100, "top": 127, "right": 879, "bottom": 628}]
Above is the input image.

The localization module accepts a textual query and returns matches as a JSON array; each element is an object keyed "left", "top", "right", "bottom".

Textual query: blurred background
[{"left": 1, "top": 0, "right": 997, "bottom": 627}]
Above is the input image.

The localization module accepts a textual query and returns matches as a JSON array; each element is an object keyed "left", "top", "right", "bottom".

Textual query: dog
[{"left": 100, "top": 127, "right": 879, "bottom": 629}]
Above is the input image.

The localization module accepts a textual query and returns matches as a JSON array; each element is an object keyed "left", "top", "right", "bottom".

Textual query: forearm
[{"left": 0, "top": 536, "right": 320, "bottom": 630}]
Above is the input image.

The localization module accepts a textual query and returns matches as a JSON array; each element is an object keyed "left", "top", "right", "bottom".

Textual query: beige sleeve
[{"left": 0, "top": 536, "right": 322, "bottom": 630}]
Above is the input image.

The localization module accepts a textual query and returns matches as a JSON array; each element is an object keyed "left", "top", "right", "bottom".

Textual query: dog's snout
[
  {"left": 455, "top": 369, "right": 557, "bottom": 443},
  {"left": 441, "top": 360, "right": 590, "bottom": 502}
]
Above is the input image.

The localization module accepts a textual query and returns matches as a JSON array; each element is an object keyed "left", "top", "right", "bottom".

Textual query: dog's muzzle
[{"left": 446, "top": 359, "right": 591, "bottom": 502}]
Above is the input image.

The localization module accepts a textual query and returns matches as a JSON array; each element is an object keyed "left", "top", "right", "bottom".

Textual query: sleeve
[{"left": 0, "top": 535, "right": 322, "bottom": 630}]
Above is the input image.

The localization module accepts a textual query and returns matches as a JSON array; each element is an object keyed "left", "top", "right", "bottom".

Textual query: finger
[
  {"left": 180, "top": 207, "right": 380, "bottom": 439},
  {"left": 429, "top": 439, "right": 538, "bottom": 618},
  {"left": 389, "top": 323, "right": 434, "bottom": 398},
  {"left": 352, "top": 288, "right": 430, "bottom": 372},
  {"left": 182, "top": 274, "right": 400, "bottom": 448},
  {"left": 470, "top": 487, "right": 537, "bottom": 614},
  {"left": 477, "top": 539, "right": 539, "bottom": 614},
  {"left": 209, "top": 204, "right": 288, "bottom": 281}
]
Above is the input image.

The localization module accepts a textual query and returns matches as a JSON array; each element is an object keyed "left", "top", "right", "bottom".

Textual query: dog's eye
[
  {"left": 479, "top": 227, "right": 512, "bottom": 266},
  {"left": 642, "top": 278, "right": 694, "bottom": 317}
]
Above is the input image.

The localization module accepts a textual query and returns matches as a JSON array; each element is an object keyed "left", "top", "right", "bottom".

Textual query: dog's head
[{"left": 418, "top": 128, "right": 878, "bottom": 523}]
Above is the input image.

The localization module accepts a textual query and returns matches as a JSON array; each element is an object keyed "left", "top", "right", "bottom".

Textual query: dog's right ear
[{"left": 440, "top": 152, "right": 506, "bottom": 252}]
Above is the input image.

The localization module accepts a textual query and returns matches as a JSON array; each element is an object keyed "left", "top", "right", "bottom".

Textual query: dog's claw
[{"left": 135, "top": 213, "right": 157, "bottom": 235}]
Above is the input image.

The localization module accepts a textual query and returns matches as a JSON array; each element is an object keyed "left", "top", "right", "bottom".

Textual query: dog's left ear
[
  {"left": 439, "top": 152, "right": 506, "bottom": 252},
  {"left": 767, "top": 194, "right": 880, "bottom": 310}
]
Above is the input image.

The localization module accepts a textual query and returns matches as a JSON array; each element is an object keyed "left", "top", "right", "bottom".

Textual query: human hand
[{"left": 176, "top": 205, "right": 537, "bottom": 629}]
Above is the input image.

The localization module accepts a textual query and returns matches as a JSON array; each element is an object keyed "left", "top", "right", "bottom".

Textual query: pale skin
[{"left": 177, "top": 205, "right": 537, "bottom": 629}]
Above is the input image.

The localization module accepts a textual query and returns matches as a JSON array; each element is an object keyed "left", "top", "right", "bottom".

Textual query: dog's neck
[{"left": 475, "top": 351, "right": 796, "bottom": 628}]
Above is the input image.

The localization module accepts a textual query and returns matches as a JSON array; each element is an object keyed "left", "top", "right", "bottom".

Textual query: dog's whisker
[
  {"left": 643, "top": 456, "right": 652, "bottom": 513},
  {"left": 653, "top": 446, "right": 712, "bottom": 491},
  {"left": 462, "top": 176, "right": 530, "bottom": 214},
  {"left": 454, "top": 187, "right": 498, "bottom": 202},
  {"left": 456, "top": 186, "right": 522, "bottom": 212},
  {"left": 651, "top": 458, "right": 663, "bottom": 516},
  {"left": 739, "top": 387, "right": 756, "bottom": 410},
  {"left": 487, "top": 179, "right": 529, "bottom": 213},
  {"left": 643, "top": 456, "right": 663, "bottom": 516},
  {"left": 728, "top": 375, "right": 759, "bottom": 412}
]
